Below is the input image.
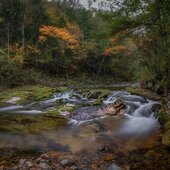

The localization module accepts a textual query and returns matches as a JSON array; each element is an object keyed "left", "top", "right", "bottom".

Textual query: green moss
[
  {"left": 55, "top": 86, "right": 68, "bottom": 92},
  {"left": 0, "top": 85, "right": 71, "bottom": 104},
  {"left": 0, "top": 87, "right": 32, "bottom": 104},
  {"left": 28, "top": 86, "right": 54, "bottom": 101},
  {"left": 0, "top": 114, "right": 68, "bottom": 135},
  {"left": 93, "top": 89, "right": 110, "bottom": 105},
  {"left": 162, "top": 121, "right": 170, "bottom": 148},
  {"left": 158, "top": 108, "right": 170, "bottom": 125},
  {"left": 46, "top": 109, "right": 60, "bottom": 115}
]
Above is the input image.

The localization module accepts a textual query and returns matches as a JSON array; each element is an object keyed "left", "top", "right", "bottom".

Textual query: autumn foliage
[
  {"left": 9, "top": 43, "right": 40, "bottom": 65},
  {"left": 39, "top": 25, "right": 79, "bottom": 50}
]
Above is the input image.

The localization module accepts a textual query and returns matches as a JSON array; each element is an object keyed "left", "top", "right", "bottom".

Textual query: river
[{"left": 0, "top": 89, "right": 168, "bottom": 169}]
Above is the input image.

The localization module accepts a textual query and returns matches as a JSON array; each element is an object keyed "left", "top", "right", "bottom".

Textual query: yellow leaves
[
  {"left": 104, "top": 45, "right": 128, "bottom": 56},
  {"left": 39, "top": 25, "right": 79, "bottom": 50},
  {"left": 26, "top": 45, "right": 41, "bottom": 55},
  {"left": 9, "top": 43, "right": 40, "bottom": 65},
  {"left": 9, "top": 44, "right": 25, "bottom": 65}
]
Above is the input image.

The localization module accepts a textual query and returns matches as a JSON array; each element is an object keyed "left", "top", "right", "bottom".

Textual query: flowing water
[{"left": 0, "top": 90, "right": 161, "bottom": 154}]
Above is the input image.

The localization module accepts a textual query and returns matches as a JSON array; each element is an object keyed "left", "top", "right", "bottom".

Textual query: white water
[
  {"left": 103, "top": 91, "right": 159, "bottom": 136},
  {"left": 0, "top": 105, "right": 24, "bottom": 112}
]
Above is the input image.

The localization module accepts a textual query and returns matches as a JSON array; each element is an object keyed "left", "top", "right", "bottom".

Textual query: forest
[
  {"left": 0, "top": 0, "right": 170, "bottom": 170},
  {"left": 0, "top": 0, "right": 169, "bottom": 95}
]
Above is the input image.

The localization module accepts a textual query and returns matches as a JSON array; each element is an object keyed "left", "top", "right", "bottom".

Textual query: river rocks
[
  {"left": 18, "top": 159, "right": 26, "bottom": 166},
  {"left": 71, "top": 100, "right": 125, "bottom": 121},
  {"left": 151, "top": 103, "right": 161, "bottom": 113},
  {"left": 39, "top": 162, "right": 51, "bottom": 170},
  {"left": 104, "top": 99, "right": 125, "bottom": 116},
  {"left": 25, "top": 161, "right": 33, "bottom": 168}
]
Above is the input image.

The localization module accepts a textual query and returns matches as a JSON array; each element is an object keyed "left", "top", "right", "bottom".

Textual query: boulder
[{"left": 105, "top": 99, "right": 125, "bottom": 116}]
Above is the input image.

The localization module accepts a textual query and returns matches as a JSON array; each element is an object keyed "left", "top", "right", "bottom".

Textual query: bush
[{"left": 0, "top": 54, "right": 36, "bottom": 88}]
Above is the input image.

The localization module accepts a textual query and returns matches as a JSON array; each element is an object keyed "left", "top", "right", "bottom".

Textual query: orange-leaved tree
[{"left": 39, "top": 25, "right": 79, "bottom": 50}]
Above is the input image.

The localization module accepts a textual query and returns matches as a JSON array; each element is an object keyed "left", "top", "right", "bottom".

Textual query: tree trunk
[
  {"left": 22, "top": 13, "right": 26, "bottom": 49},
  {"left": 7, "top": 23, "right": 10, "bottom": 61},
  {"left": 97, "top": 56, "right": 105, "bottom": 78}
]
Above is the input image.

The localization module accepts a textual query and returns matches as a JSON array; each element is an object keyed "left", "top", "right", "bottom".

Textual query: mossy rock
[
  {"left": 76, "top": 89, "right": 110, "bottom": 105},
  {"left": 0, "top": 85, "right": 70, "bottom": 105},
  {"left": 0, "top": 113, "right": 67, "bottom": 135},
  {"left": 0, "top": 85, "right": 56, "bottom": 104},
  {"left": 0, "top": 89, "right": 30, "bottom": 104},
  {"left": 28, "top": 86, "right": 54, "bottom": 101},
  {"left": 157, "top": 109, "right": 170, "bottom": 125},
  {"left": 162, "top": 122, "right": 170, "bottom": 148},
  {"left": 46, "top": 104, "right": 79, "bottom": 116}
]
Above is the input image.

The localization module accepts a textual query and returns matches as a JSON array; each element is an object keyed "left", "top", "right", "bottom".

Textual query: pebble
[
  {"left": 108, "top": 163, "right": 121, "bottom": 170},
  {"left": 35, "top": 158, "right": 44, "bottom": 164},
  {"left": 19, "top": 159, "right": 26, "bottom": 166},
  {"left": 40, "top": 154, "right": 49, "bottom": 159},
  {"left": 25, "top": 161, "right": 33, "bottom": 168},
  {"left": 39, "top": 162, "right": 51, "bottom": 170},
  {"left": 71, "top": 165, "right": 78, "bottom": 170},
  {"left": 60, "top": 159, "right": 75, "bottom": 166}
]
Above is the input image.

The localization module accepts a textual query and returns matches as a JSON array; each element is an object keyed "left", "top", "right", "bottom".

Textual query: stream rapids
[{"left": 0, "top": 90, "right": 160, "bottom": 153}]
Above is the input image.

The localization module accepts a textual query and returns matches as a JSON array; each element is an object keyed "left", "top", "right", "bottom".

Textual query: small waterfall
[{"left": 103, "top": 91, "right": 159, "bottom": 136}]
